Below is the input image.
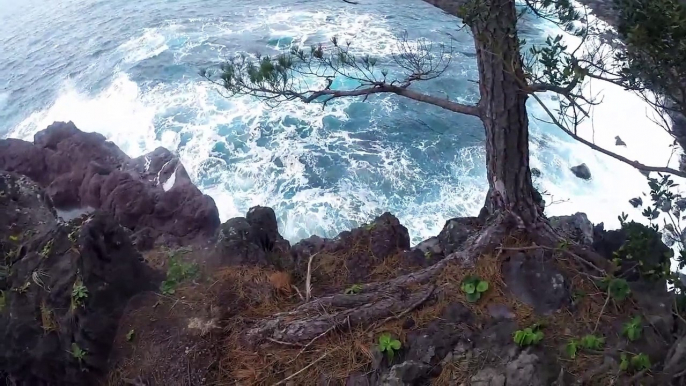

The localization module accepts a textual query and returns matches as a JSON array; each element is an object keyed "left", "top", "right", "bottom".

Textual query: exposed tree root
[{"left": 244, "top": 213, "right": 517, "bottom": 346}]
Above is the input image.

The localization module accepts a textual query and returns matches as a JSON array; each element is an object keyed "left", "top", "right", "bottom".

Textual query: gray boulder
[
  {"left": 549, "top": 212, "right": 594, "bottom": 245},
  {"left": 570, "top": 163, "right": 591, "bottom": 180}
]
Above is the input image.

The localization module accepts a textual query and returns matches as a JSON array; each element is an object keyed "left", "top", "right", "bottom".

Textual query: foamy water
[{"left": 2, "top": 0, "right": 681, "bottom": 247}]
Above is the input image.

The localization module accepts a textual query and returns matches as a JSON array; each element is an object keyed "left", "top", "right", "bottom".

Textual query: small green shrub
[
  {"left": 71, "top": 279, "right": 88, "bottom": 309},
  {"left": 513, "top": 324, "right": 544, "bottom": 347},
  {"left": 126, "top": 329, "right": 135, "bottom": 342},
  {"left": 70, "top": 343, "right": 87, "bottom": 363},
  {"left": 620, "top": 352, "right": 651, "bottom": 372},
  {"left": 0, "top": 290, "right": 5, "bottom": 312},
  {"left": 579, "top": 334, "right": 604, "bottom": 350},
  {"left": 378, "top": 333, "right": 402, "bottom": 361},
  {"left": 567, "top": 334, "right": 605, "bottom": 358},
  {"left": 622, "top": 316, "right": 643, "bottom": 341},
  {"left": 597, "top": 277, "right": 631, "bottom": 301},
  {"left": 160, "top": 254, "right": 199, "bottom": 295},
  {"left": 461, "top": 276, "right": 489, "bottom": 303},
  {"left": 344, "top": 284, "right": 363, "bottom": 295}
]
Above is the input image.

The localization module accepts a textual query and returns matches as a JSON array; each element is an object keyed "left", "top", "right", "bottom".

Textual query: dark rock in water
[
  {"left": 570, "top": 163, "right": 591, "bottom": 180},
  {"left": 531, "top": 167, "right": 541, "bottom": 178},
  {"left": 549, "top": 212, "right": 594, "bottom": 245},
  {"left": 0, "top": 121, "right": 220, "bottom": 248},
  {"left": 502, "top": 251, "right": 570, "bottom": 315},
  {"left": 0, "top": 172, "right": 156, "bottom": 385},
  {"left": 213, "top": 206, "right": 292, "bottom": 268},
  {"left": 629, "top": 197, "right": 643, "bottom": 208},
  {"left": 290, "top": 212, "right": 410, "bottom": 283},
  {"left": 615, "top": 136, "right": 627, "bottom": 146}
]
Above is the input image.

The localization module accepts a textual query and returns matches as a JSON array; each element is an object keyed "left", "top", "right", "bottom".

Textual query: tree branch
[
  {"left": 304, "top": 83, "right": 482, "bottom": 117},
  {"left": 530, "top": 93, "right": 686, "bottom": 178}
]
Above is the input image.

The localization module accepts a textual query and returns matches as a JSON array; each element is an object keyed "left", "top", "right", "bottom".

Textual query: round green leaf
[
  {"left": 463, "top": 282, "right": 476, "bottom": 294},
  {"left": 390, "top": 339, "right": 401, "bottom": 350},
  {"left": 466, "top": 292, "right": 481, "bottom": 303},
  {"left": 476, "top": 281, "right": 489, "bottom": 293}
]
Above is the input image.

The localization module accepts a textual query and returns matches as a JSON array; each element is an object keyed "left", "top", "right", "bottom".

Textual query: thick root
[{"left": 244, "top": 215, "right": 513, "bottom": 346}]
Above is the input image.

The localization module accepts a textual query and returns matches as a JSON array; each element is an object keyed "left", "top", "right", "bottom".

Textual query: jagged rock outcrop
[
  {"left": 549, "top": 212, "right": 595, "bottom": 245},
  {"left": 0, "top": 121, "right": 220, "bottom": 248},
  {"left": 213, "top": 205, "right": 292, "bottom": 268},
  {"left": 290, "top": 212, "right": 411, "bottom": 284},
  {"left": 0, "top": 172, "right": 157, "bottom": 385}
]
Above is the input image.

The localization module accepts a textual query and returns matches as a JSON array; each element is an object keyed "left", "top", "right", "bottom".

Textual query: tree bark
[
  {"left": 474, "top": 0, "right": 538, "bottom": 224},
  {"left": 423, "top": 0, "right": 540, "bottom": 225}
]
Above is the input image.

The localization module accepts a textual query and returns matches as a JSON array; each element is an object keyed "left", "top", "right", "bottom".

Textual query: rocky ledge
[
  {"left": 0, "top": 121, "right": 220, "bottom": 249},
  {"left": 1, "top": 123, "right": 685, "bottom": 385}
]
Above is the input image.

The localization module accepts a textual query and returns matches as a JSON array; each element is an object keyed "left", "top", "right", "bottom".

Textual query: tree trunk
[{"left": 470, "top": 0, "right": 539, "bottom": 225}]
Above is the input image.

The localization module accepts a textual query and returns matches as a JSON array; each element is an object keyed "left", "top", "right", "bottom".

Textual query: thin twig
[
  {"left": 305, "top": 252, "right": 319, "bottom": 302},
  {"left": 594, "top": 288, "right": 611, "bottom": 334},
  {"left": 291, "top": 325, "right": 336, "bottom": 362},
  {"left": 292, "top": 285, "right": 304, "bottom": 302},
  {"left": 626, "top": 368, "right": 647, "bottom": 384},
  {"left": 266, "top": 337, "right": 304, "bottom": 347},
  {"left": 271, "top": 350, "right": 332, "bottom": 386}
]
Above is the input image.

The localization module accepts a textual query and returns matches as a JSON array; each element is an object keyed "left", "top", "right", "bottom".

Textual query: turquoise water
[{"left": 0, "top": 0, "right": 678, "bottom": 243}]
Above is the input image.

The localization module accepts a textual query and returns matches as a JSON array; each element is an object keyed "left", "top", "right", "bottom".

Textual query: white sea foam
[{"left": 7, "top": 5, "right": 677, "bottom": 248}]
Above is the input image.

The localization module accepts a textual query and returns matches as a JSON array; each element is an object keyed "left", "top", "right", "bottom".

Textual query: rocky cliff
[{"left": 1, "top": 123, "right": 685, "bottom": 385}]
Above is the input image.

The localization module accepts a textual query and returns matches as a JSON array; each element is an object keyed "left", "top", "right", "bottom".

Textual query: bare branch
[{"left": 530, "top": 92, "right": 686, "bottom": 178}]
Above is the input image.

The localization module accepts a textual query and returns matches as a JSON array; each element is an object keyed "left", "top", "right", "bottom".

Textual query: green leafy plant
[
  {"left": 513, "top": 324, "right": 544, "bottom": 347},
  {"left": 71, "top": 279, "right": 89, "bottom": 309},
  {"left": 567, "top": 334, "right": 605, "bottom": 359},
  {"left": 631, "top": 353, "right": 651, "bottom": 371},
  {"left": 461, "top": 276, "right": 489, "bottom": 303},
  {"left": 620, "top": 352, "right": 651, "bottom": 372},
  {"left": 622, "top": 316, "right": 643, "bottom": 341},
  {"left": 160, "top": 254, "right": 199, "bottom": 295},
  {"left": 70, "top": 343, "right": 87, "bottom": 364},
  {"left": 344, "top": 284, "right": 363, "bottom": 295},
  {"left": 0, "top": 290, "right": 5, "bottom": 312},
  {"left": 8, "top": 235, "right": 18, "bottom": 242},
  {"left": 378, "top": 333, "right": 402, "bottom": 362},
  {"left": 126, "top": 329, "right": 135, "bottom": 342},
  {"left": 597, "top": 277, "right": 631, "bottom": 301},
  {"left": 424, "top": 251, "right": 432, "bottom": 260},
  {"left": 579, "top": 334, "right": 604, "bottom": 350}
]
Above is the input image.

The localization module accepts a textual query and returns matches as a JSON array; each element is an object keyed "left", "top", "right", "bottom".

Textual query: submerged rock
[
  {"left": 615, "top": 135, "right": 627, "bottom": 146},
  {"left": 570, "top": 163, "right": 592, "bottom": 180}
]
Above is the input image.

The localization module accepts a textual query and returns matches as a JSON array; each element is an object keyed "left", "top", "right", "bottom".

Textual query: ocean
[{"left": 0, "top": 0, "right": 679, "bottom": 244}]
